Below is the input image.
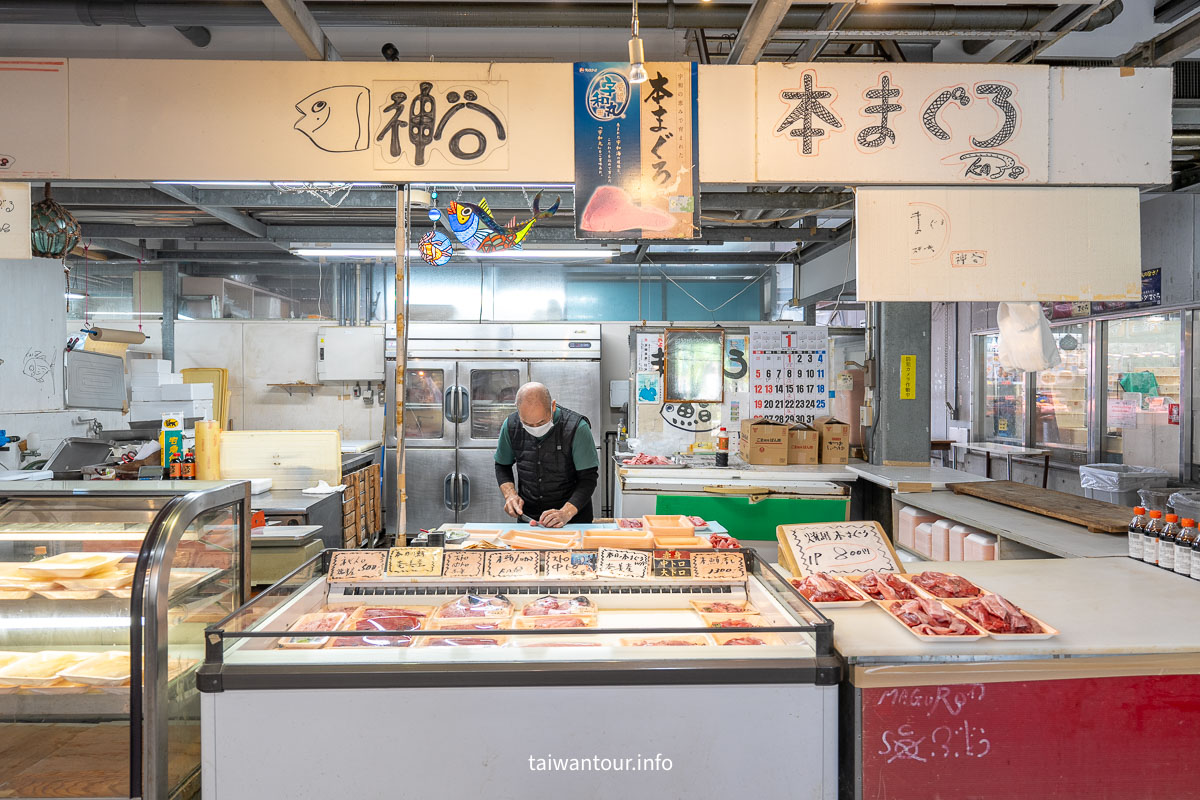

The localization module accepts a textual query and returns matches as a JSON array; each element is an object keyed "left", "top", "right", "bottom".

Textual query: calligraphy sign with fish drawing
[
  {"left": 293, "top": 80, "right": 511, "bottom": 170},
  {"left": 756, "top": 63, "right": 1049, "bottom": 184}
]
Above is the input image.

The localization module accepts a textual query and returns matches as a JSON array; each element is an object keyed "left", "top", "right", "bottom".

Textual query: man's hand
[
  {"left": 502, "top": 487, "right": 524, "bottom": 519},
  {"left": 538, "top": 503, "right": 577, "bottom": 529}
]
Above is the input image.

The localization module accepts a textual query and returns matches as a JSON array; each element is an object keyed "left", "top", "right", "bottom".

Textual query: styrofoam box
[
  {"left": 948, "top": 524, "right": 976, "bottom": 561},
  {"left": 161, "top": 383, "right": 213, "bottom": 401},
  {"left": 964, "top": 532, "right": 998, "bottom": 561},
  {"left": 129, "top": 359, "right": 172, "bottom": 374},
  {"left": 930, "top": 519, "right": 953, "bottom": 561},
  {"left": 897, "top": 506, "right": 938, "bottom": 552},
  {"left": 129, "top": 374, "right": 182, "bottom": 388},
  {"left": 129, "top": 400, "right": 213, "bottom": 423},
  {"left": 131, "top": 387, "right": 162, "bottom": 402},
  {"left": 914, "top": 522, "right": 934, "bottom": 558}
]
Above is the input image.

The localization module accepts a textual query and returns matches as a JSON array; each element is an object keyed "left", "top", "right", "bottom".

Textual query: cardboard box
[
  {"left": 787, "top": 423, "right": 820, "bottom": 465},
  {"left": 739, "top": 418, "right": 789, "bottom": 465},
  {"left": 811, "top": 416, "right": 851, "bottom": 464}
]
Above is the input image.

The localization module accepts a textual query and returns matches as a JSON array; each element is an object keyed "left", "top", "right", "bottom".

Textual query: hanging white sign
[{"left": 0, "top": 182, "right": 31, "bottom": 259}]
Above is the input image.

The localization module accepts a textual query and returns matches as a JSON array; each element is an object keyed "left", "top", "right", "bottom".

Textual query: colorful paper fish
[{"left": 437, "top": 191, "right": 560, "bottom": 253}]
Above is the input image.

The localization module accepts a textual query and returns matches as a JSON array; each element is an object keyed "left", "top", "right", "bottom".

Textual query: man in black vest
[{"left": 494, "top": 382, "right": 599, "bottom": 527}]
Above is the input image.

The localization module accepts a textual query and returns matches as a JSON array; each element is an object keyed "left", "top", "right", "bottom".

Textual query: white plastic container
[
  {"left": 897, "top": 506, "right": 939, "bottom": 551},
  {"left": 948, "top": 524, "right": 976, "bottom": 561},
  {"left": 915, "top": 522, "right": 934, "bottom": 558},
  {"left": 964, "top": 532, "right": 998, "bottom": 561},
  {"left": 930, "top": 520, "right": 954, "bottom": 561}
]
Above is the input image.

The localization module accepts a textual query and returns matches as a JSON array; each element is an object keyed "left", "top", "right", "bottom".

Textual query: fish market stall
[
  {"left": 796, "top": 558, "right": 1200, "bottom": 800},
  {"left": 199, "top": 548, "right": 840, "bottom": 800}
]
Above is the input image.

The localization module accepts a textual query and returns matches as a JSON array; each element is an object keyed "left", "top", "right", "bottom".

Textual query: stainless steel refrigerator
[{"left": 385, "top": 323, "right": 602, "bottom": 532}]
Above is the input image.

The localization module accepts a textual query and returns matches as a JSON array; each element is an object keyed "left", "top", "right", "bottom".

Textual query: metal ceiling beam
[
  {"left": 0, "top": 2, "right": 1060, "bottom": 32},
  {"left": 83, "top": 237, "right": 155, "bottom": 260},
  {"left": 55, "top": 187, "right": 852, "bottom": 212},
  {"left": 152, "top": 184, "right": 270, "bottom": 239},
  {"left": 1155, "top": 0, "right": 1200, "bottom": 24},
  {"left": 79, "top": 222, "right": 840, "bottom": 244},
  {"left": 727, "top": 0, "right": 796, "bottom": 65},
  {"left": 788, "top": 2, "right": 856, "bottom": 62},
  {"left": 1119, "top": 3, "right": 1200, "bottom": 64},
  {"left": 262, "top": 0, "right": 341, "bottom": 61}
]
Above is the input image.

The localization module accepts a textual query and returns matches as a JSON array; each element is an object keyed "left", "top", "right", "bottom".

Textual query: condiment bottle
[
  {"left": 1174, "top": 518, "right": 1196, "bottom": 577},
  {"left": 1160, "top": 514, "right": 1181, "bottom": 571},
  {"left": 1143, "top": 510, "right": 1164, "bottom": 565},
  {"left": 1128, "top": 506, "right": 1147, "bottom": 561}
]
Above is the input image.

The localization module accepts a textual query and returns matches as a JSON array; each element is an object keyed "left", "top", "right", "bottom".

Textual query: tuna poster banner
[{"left": 573, "top": 62, "right": 700, "bottom": 240}]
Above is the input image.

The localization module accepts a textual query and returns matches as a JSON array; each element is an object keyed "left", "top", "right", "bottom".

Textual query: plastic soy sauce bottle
[
  {"left": 1143, "top": 510, "right": 1164, "bottom": 565},
  {"left": 1174, "top": 518, "right": 1196, "bottom": 577},
  {"left": 1159, "top": 514, "right": 1181, "bottom": 571},
  {"left": 1128, "top": 506, "right": 1147, "bottom": 561}
]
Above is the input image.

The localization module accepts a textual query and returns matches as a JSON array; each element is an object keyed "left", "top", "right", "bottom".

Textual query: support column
[
  {"left": 394, "top": 187, "right": 409, "bottom": 542},
  {"left": 161, "top": 262, "right": 178, "bottom": 365},
  {"left": 872, "top": 301, "right": 931, "bottom": 466}
]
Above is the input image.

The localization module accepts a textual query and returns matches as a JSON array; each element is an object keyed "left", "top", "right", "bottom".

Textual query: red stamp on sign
[{"left": 950, "top": 250, "right": 987, "bottom": 268}]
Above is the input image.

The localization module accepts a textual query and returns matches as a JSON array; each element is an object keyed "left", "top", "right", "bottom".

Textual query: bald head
[{"left": 516, "top": 382, "right": 554, "bottom": 426}]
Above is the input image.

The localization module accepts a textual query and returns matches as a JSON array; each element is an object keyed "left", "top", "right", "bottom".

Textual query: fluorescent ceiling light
[
  {"left": 64, "top": 292, "right": 88, "bottom": 300},
  {"left": 413, "top": 183, "right": 573, "bottom": 190},
  {"left": 88, "top": 311, "right": 162, "bottom": 317},
  {"left": 290, "top": 248, "right": 610, "bottom": 260}
]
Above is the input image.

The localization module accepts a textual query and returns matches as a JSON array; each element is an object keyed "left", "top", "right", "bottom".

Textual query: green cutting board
[{"left": 655, "top": 494, "right": 850, "bottom": 541}]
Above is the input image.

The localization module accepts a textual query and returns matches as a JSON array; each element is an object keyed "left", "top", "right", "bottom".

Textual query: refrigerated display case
[
  {"left": 198, "top": 549, "right": 840, "bottom": 800},
  {"left": 391, "top": 323, "right": 602, "bottom": 531},
  {"left": 0, "top": 481, "right": 250, "bottom": 799}
]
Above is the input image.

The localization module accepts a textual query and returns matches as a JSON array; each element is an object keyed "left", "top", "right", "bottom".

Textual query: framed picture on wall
[{"left": 664, "top": 328, "right": 725, "bottom": 404}]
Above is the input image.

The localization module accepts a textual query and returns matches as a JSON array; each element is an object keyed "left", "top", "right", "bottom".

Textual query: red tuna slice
[{"left": 579, "top": 185, "right": 676, "bottom": 232}]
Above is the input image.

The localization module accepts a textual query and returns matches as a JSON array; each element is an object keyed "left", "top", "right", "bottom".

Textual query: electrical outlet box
[
  {"left": 860, "top": 403, "right": 874, "bottom": 428},
  {"left": 316, "top": 327, "right": 385, "bottom": 381}
]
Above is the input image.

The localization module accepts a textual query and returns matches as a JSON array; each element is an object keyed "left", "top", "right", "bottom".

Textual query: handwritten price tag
[
  {"left": 328, "top": 549, "right": 386, "bottom": 581},
  {"left": 386, "top": 547, "right": 445, "bottom": 577},
  {"left": 545, "top": 551, "right": 598, "bottom": 580},
  {"left": 442, "top": 550, "right": 485, "bottom": 579},
  {"left": 0, "top": 182, "right": 31, "bottom": 259},
  {"left": 652, "top": 549, "right": 693, "bottom": 579},
  {"left": 690, "top": 551, "right": 747, "bottom": 581},
  {"left": 484, "top": 550, "right": 541, "bottom": 579},
  {"left": 596, "top": 547, "right": 650, "bottom": 580},
  {"left": 777, "top": 521, "right": 899, "bottom": 577}
]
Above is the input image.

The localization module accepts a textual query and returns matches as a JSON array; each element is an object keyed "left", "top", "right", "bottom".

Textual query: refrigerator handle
[
  {"left": 443, "top": 387, "right": 456, "bottom": 422},
  {"left": 443, "top": 473, "right": 457, "bottom": 510},
  {"left": 458, "top": 473, "right": 470, "bottom": 511},
  {"left": 456, "top": 386, "right": 470, "bottom": 424}
]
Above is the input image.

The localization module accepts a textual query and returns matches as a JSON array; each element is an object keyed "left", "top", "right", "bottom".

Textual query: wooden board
[
  {"left": 776, "top": 520, "right": 901, "bottom": 578},
  {"left": 950, "top": 480, "right": 1129, "bottom": 534},
  {"left": 219, "top": 430, "right": 341, "bottom": 490}
]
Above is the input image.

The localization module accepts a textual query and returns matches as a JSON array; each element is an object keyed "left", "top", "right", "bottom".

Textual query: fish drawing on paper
[
  {"left": 294, "top": 85, "right": 371, "bottom": 153},
  {"left": 429, "top": 191, "right": 560, "bottom": 254}
]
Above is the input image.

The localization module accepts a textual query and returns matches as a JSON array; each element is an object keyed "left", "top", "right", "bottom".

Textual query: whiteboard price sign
[
  {"left": 749, "top": 326, "right": 830, "bottom": 425},
  {"left": 777, "top": 521, "right": 900, "bottom": 577},
  {"left": 0, "top": 182, "right": 31, "bottom": 259}
]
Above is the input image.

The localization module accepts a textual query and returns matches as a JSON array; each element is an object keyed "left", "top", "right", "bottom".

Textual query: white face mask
[
  {"left": 521, "top": 405, "right": 555, "bottom": 438},
  {"left": 522, "top": 420, "right": 554, "bottom": 438}
]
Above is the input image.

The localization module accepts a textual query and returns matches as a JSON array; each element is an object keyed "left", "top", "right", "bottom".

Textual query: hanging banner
[
  {"left": 748, "top": 326, "right": 830, "bottom": 426},
  {"left": 756, "top": 63, "right": 1050, "bottom": 184},
  {"left": 0, "top": 182, "right": 32, "bottom": 259},
  {"left": 573, "top": 62, "right": 699, "bottom": 240}
]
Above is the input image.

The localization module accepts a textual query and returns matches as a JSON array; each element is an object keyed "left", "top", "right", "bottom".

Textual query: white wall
[{"left": 175, "top": 321, "right": 386, "bottom": 439}]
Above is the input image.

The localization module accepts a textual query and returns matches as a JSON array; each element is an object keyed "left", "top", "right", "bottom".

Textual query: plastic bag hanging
[{"left": 996, "top": 301, "right": 1061, "bottom": 373}]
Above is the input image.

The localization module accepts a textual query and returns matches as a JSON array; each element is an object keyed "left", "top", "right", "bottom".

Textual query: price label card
[
  {"left": 545, "top": 550, "right": 598, "bottom": 580},
  {"left": 596, "top": 547, "right": 650, "bottom": 580},
  {"left": 328, "top": 549, "right": 386, "bottom": 581},
  {"left": 652, "top": 549, "right": 694, "bottom": 579},
  {"left": 691, "top": 551, "right": 747, "bottom": 581},
  {"left": 484, "top": 550, "right": 541, "bottom": 579},
  {"left": 442, "top": 550, "right": 485, "bottom": 579},
  {"left": 777, "top": 521, "right": 899, "bottom": 577},
  {"left": 0, "top": 183, "right": 31, "bottom": 260},
  {"left": 386, "top": 547, "right": 445, "bottom": 577}
]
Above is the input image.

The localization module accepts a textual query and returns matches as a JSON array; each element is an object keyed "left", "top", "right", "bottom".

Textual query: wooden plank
[
  {"left": 950, "top": 480, "right": 1129, "bottom": 533},
  {"left": 219, "top": 430, "right": 341, "bottom": 490}
]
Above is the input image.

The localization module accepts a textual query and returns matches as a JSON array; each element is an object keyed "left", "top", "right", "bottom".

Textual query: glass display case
[
  {"left": 0, "top": 481, "right": 250, "bottom": 800},
  {"left": 980, "top": 333, "right": 1026, "bottom": 445},
  {"left": 1034, "top": 323, "right": 1090, "bottom": 458},
  {"left": 1103, "top": 312, "right": 1182, "bottom": 473},
  {"left": 198, "top": 549, "right": 840, "bottom": 800}
]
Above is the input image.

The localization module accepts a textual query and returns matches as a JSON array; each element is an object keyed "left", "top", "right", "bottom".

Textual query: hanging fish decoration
[
  {"left": 430, "top": 191, "right": 560, "bottom": 255},
  {"left": 418, "top": 230, "right": 454, "bottom": 266}
]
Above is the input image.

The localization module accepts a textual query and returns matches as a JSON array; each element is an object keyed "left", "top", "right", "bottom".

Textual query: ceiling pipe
[
  {"left": 0, "top": 1, "right": 1060, "bottom": 32},
  {"left": 174, "top": 25, "right": 211, "bottom": 47}
]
